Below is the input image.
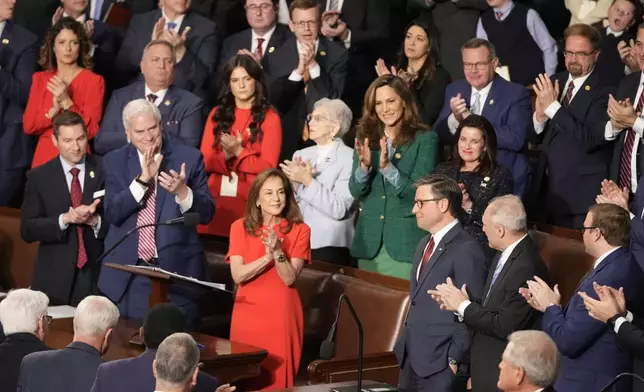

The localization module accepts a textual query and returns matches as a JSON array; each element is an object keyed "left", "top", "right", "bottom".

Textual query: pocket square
[{"left": 93, "top": 190, "right": 106, "bottom": 199}]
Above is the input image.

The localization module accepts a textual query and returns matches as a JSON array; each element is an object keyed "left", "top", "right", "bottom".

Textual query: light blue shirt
[
  {"left": 353, "top": 138, "right": 402, "bottom": 187},
  {"left": 57, "top": 156, "right": 102, "bottom": 237}
]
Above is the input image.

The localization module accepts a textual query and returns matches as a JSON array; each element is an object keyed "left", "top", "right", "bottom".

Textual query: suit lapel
[
  {"left": 158, "top": 86, "right": 175, "bottom": 121},
  {"left": 53, "top": 158, "right": 73, "bottom": 211},
  {"left": 155, "top": 141, "right": 174, "bottom": 222},
  {"left": 410, "top": 235, "right": 431, "bottom": 293},
  {"left": 568, "top": 72, "right": 596, "bottom": 111},
  {"left": 315, "top": 39, "right": 330, "bottom": 71},
  {"left": 565, "top": 247, "right": 625, "bottom": 310},
  {"left": 412, "top": 225, "right": 460, "bottom": 299},
  {"left": 82, "top": 156, "right": 98, "bottom": 206},
  {"left": 481, "top": 77, "right": 501, "bottom": 117},
  {"left": 127, "top": 145, "right": 143, "bottom": 197},
  {"left": 100, "top": 0, "right": 112, "bottom": 21},
  {"left": 482, "top": 251, "right": 502, "bottom": 297},
  {"left": 484, "top": 238, "right": 528, "bottom": 305}
]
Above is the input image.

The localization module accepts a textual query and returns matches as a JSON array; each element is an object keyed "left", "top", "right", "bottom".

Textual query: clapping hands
[
  {"left": 220, "top": 133, "right": 243, "bottom": 160},
  {"left": 62, "top": 199, "right": 101, "bottom": 226},
  {"left": 595, "top": 179, "right": 629, "bottom": 211},
  {"left": 280, "top": 157, "right": 314, "bottom": 186}
]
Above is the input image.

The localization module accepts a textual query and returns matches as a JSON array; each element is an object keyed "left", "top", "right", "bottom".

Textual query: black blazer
[
  {"left": 617, "top": 313, "right": 644, "bottom": 392},
  {"left": 17, "top": 342, "right": 104, "bottom": 392},
  {"left": 416, "top": 66, "right": 451, "bottom": 128},
  {"left": 267, "top": 36, "right": 348, "bottom": 162},
  {"left": 463, "top": 235, "right": 550, "bottom": 392},
  {"left": 610, "top": 72, "right": 644, "bottom": 185},
  {"left": 0, "top": 333, "right": 50, "bottom": 392},
  {"left": 20, "top": 155, "right": 107, "bottom": 305}
]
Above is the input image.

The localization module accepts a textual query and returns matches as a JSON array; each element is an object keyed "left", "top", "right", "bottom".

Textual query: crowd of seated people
[{"left": 5, "top": 0, "right": 644, "bottom": 390}]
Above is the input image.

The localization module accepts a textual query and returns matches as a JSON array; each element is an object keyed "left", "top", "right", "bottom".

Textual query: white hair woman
[{"left": 280, "top": 98, "right": 356, "bottom": 265}]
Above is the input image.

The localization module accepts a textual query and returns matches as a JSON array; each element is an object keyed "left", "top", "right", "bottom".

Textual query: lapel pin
[
  {"left": 89, "top": 171, "right": 95, "bottom": 179},
  {"left": 489, "top": 99, "right": 495, "bottom": 105},
  {"left": 585, "top": 85, "right": 590, "bottom": 91},
  {"left": 395, "top": 153, "right": 401, "bottom": 159},
  {"left": 1, "top": 39, "right": 8, "bottom": 44},
  {"left": 320, "top": 50, "right": 327, "bottom": 56},
  {"left": 484, "top": 176, "right": 490, "bottom": 182},
  {"left": 164, "top": 100, "right": 171, "bottom": 106},
  {"left": 268, "top": 46, "right": 275, "bottom": 53}
]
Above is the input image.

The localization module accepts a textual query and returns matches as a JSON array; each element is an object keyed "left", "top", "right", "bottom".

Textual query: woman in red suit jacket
[
  {"left": 23, "top": 17, "right": 104, "bottom": 168},
  {"left": 199, "top": 54, "right": 282, "bottom": 237}
]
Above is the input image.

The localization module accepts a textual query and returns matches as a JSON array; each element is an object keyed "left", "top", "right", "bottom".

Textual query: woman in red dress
[
  {"left": 23, "top": 17, "right": 104, "bottom": 168},
  {"left": 199, "top": 54, "right": 282, "bottom": 237},
  {"left": 227, "top": 169, "right": 311, "bottom": 390}
]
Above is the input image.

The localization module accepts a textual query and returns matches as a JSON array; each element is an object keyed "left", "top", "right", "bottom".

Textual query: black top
[
  {"left": 0, "top": 333, "right": 51, "bottom": 392},
  {"left": 415, "top": 66, "right": 451, "bottom": 125},
  {"left": 593, "top": 22, "right": 632, "bottom": 88},
  {"left": 434, "top": 163, "right": 514, "bottom": 254}
]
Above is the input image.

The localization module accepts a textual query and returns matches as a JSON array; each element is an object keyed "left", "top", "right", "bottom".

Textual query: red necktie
[
  {"left": 419, "top": 237, "right": 435, "bottom": 276},
  {"left": 618, "top": 87, "right": 644, "bottom": 191},
  {"left": 562, "top": 81, "right": 575, "bottom": 107},
  {"left": 137, "top": 181, "right": 157, "bottom": 261},
  {"left": 256, "top": 37, "right": 265, "bottom": 60},
  {"left": 69, "top": 168, "right": 88, "bottom": 269},
  {"left": 496, "top": 11, "right": 503, "bottom": 20}
]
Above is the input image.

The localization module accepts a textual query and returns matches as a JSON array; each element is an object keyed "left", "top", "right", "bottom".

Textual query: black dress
[{"left": 435, "top": 163, "right": 514, "bottom": 257}]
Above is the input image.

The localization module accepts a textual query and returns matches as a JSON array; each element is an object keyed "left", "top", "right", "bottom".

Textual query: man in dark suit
[
  {"left": 98, "top": 98, "right": 215, "bottom": 321},
  {"left": 16, "top": 296, "right": 120, "bottom": 392},
  {"left": 90, "top": 303, "right": 232, "bottom": 392},
  {"left": 20, "top": 112, "right": 107, "bottom": 306},
  {"left": 0, "top": 4, "right": 38, "bottom": 208},
  {"left": 95, "top": 40, "right": 204, "bottom": 155},
  {"left": 532, "top": 24, "right": 614, "bottom": 229},
  {"left": 0, "top": 289, "right": 51, "bottom": 392},
  {"left": 115, "top": 0, "right": 218, "bottom": 98},
  {"left": 434, "top": 38, "right": 532, "bottom": 197},
  {"left": 521, "top": 203, "right": 638, "bottom": 392},
  {"left": 429, "top": 195, "right": 550, "bottom": 392},
  {"left": 267, "top": 0, "right": 347, "bottom": 162},
  {"left": 394, "top": 174, "right": 488, "bottom": 391},
  {"left": 153, "top": 333, "right": 204, "bottom": 392},
  {"left": 497, "top": 331, "right": 559, "bottom": 392}
]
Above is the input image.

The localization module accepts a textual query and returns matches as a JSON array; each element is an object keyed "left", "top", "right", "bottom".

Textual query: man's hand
[
  {"left": 596, "top": 187, "right": 629, "bottom": 211},
  {"left": 618, "top": 39, "right": 639, "bottom": 72},
  {"left": 215, "top": 384, "right": 236, "bottom": 392},
  {"left": 296, "top": 42, "right": 316, "bottom": 75},
  {"left": 427, "top": 277, "right": 469, "bottom": 312},
  {"left": 238, "top": 48, "right": 261, "bottom": 64},
  {"left": 321, "top": 11, "right": 348, "bottom": 40},
  {"left": 608, "top": 94, "right": 639, "bottom": 129},
  {"left": 162, "top": 27, "right": 190, "bottom": 62},
  {"left": 533, "top": 73, "right": 560, "bottom": 117},
  {"left": 578, "top": 282, "right": 625, "bottom": 323},
  {"left": 151, "top": 17, "right": 165, "bottom": 41},
  {"left": 83, "top": 20, "right": 95, "bottom": 39},
  {"left": 159, "top": 162, "right": 189, "bottom": 201},
  {"left": 140, "top": 147, "right": 163, "bottom": 183},
  {"left": 520, "top": 276, "right": 560, "bottom": 312},
  {"left": 63, "top": 199, "right": 101, "bottom": 225},
  {"left": 52, "top": 7, "right": 64, "bottom": 26},
  {"left": 449, "top": 93, "right": 470, "bottom": 122}
]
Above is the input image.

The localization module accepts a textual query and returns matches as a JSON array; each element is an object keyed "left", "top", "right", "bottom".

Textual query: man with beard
[{"left": 532, "top": 24, "right": 614, "bottom": 229}]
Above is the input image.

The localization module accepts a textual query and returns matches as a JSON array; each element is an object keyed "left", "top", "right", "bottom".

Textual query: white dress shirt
[
  {"left": 457, "top": 234, "right": 528, "bottom": 316},
  {"left": 593, "top": 246, "right": 620, "bottom": 270},
  {"left": 0, "top": 20, "right": 5, "bottom": 37},
  {"left": 416, "top": 219, "right": 459, "bottom": 281},
  {"left": 448, "top": 81, "right": 494, "bottom": 134},
  {"left": 288, "top": 40, "right": 321, "bottom": 82},
  {"left": 604, "top": 72, "right": 644, "bottom": 192},
  {"left": 57, "top": 156, "right": 102, "bottom": 237},
  {"left": 144, "top": 85, "right": 169, "bottom": 107},
  {"left": 251, "top": 25, "right": 277, "bottom": 56},
  {"left": 162, "top": 8, "right": 186, "bottom": 32},
  {"left": 533, "top": 70, "right": 594, "bottom": 134}
]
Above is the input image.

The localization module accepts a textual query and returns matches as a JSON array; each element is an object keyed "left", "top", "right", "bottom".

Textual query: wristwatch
[
  {"left": 608, "top": 311, "right": 627, "bottom": 327},
  {"left": 276, "top": 253, "right": 287, "bottom": 263},
  {"left": 135, "top": 175, "right": 150, "bottom": 187}
]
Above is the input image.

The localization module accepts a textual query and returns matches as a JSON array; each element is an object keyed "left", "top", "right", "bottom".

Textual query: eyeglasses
[
  {"left": 580, "top": 226, "right": 597, "bottom": 234},
  {"left": 414, "top": 197, "right": 444, "bottom": 209},
  {"left": 43, "top": 315, "right": 53, "bottom": 324},
  {"left": 293, "top": 20, "right": 317, "bottom": 30},
  {"left": 613, "top": 6, "right": 633, "bottom": 17},
  {"left": 463, "top": 60, "right": 493, "bottom": 71},
  {"left": 306, "top": 114, "right": 335, "bottom": 124},
  {"left": 244, "top": 3, "right": 274, "bottom": 13},
  {"left": 563, "top": 50, "right": 596, "bottom": 59}
]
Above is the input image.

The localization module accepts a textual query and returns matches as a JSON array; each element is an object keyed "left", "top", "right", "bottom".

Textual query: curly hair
[
  {"left": 39, "top": 17, "right": 93, "bottom": 70},
  {"left": 356, "top": 75, "right": 427, "bottom": 147},
  {"left": 213, "top": 54, "right": 270, "bottom": 146},
  {"left": 395, "top": 18, "right": 440, "bottom": 91},
  {"left": 243, "top": 169, "right": 303, "bottom": 236}
]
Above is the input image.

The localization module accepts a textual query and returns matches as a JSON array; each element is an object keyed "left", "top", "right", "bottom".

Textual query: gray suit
[
  {"left": 293, "top": 140, "right": 356, "bottom": 250},
  {"left": 17, "top": 342, "right": 103, "bottom": 392},
  {"left": 394, "top": 223, "right": 487, "bottom": 391}
]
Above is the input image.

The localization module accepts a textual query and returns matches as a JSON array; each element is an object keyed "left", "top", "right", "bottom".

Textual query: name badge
[
  {"left": 93, "top": 190, "right": 105, "bottom": 199},
  {"left": 220, "top": 172, "right": 238, "bottom": 197}
]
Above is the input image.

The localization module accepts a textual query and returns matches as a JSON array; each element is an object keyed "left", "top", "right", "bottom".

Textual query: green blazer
[{"left": 349, "top": 130, "right": 438, "bottom": 263}]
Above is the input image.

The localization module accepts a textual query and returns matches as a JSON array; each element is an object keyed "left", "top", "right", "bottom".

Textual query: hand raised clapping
[
  {"left": 355, "top": 138, "right": 372, "bottom": 171},
  {"left": 280, "top": 157, "right": 314, "bottom": 186}
]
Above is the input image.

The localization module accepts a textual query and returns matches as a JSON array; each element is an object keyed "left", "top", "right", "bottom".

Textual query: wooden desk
[
  {"left": 46, "top": 318, "right": 268, "bottom": 384},
  {"left": 275, "top": 381, "right": 383, "bottom": 391}
]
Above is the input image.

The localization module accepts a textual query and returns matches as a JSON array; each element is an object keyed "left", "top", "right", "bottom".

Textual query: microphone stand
[
  {"left": 599, "top": 372, "right": 644, "bottom": 391},
  {"left": 335, "top": 294, "right": 364, "bottom": 392}
]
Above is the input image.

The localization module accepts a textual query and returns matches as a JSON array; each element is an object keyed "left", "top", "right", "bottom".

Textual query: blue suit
[
  {"left": 0, "top": 20, "right": 38, "bottom": 206},
  {"left": 94, "top": 82, "right": 204, "bottom": 155},
  {"left": 90, "top": 349, "right": 219, "bottom": 392},
  {"left": 434, "top": 76, "right": 532, "bottom": 197},
  {"left": 98, "top": 141, "right": 215, "bottom": 320},
  {"left": 542, "top": 246, "right": 637, "bottom": 392}
]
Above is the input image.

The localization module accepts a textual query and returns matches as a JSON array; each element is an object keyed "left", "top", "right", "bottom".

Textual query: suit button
[
  {"left": 412, "top": 300, "right": 416, "bottom": 306},
  {"left": 381, "top": 195, "right": 386, "bottom": 199},
  {"left": 380, "top": 215, "right": 384, "bottom": 220}
]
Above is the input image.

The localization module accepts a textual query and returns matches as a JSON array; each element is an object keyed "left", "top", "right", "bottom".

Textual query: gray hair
[
  {"left": 141, "top": 40, "right": 177, "bottom": 64},
  {"left": 486, "top": 195, "right": 527, "bottom": 232},
  {"left": 155, "top": 333, "right": 200, "bottom": 387},
  {"left": 0, "top": 289, "right": 49, "bottom": 335},
  {"left": 122, "top": 99, "right": 162, "bottom": 130},
  {"left": 73, "top": 296, "right": 120, "bottom": 338},
  {"left": 313, "top": 98, "right": 353, "bottom": 138},
  {"left": 461, "top": 38, "right": 497, "bottom": 60},
  {"left": 504, "top": 330, "right": 559, "bottom": 388}
]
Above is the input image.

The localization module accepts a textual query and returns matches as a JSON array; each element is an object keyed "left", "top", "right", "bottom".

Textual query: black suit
[
  {"left": 20, "top": 155, "right": 107, "bottom": 306},
  {"left": 17, "top": 342, "right": 104, "bottom": 392},
  {"left": 462, "top": 235, "right": 550, "bottom": 392},
  {"left": 0, "top": 333, "right": 50, "bottom": 392},
  {"left": 191, "top": 0, "right": 248, "bottom": 38},
  {"left": 267, "top": 37, "right": 348, "bottom": 162},
  {"left": 617, "top": 313, "right": 644, "bottom": 392}
]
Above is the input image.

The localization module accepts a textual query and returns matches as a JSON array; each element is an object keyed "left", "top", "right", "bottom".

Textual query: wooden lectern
[{"left": 104, "top": 263, "right": 173, "bottom": 308}]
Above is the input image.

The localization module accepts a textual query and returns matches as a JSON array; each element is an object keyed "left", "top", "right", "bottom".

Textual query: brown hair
[
  {"left": 288, "top": 0, "right": 320, "bottom": 19},
  {"left": 564, "top": 24, "right": 602, "bottom": 52},
  {"left": 356, "top": 75, "right": 427, "bottom": 147},
  {"left": 588, "top": 204, "right": 631, "bottom": 247},
  {"left": 243, "top": 169, "right": 303, "bottom": 236},
  {"left": 414, "top": 174, "right": 462, "bottom": 218},
  {"left": 39, "top": 17, "right": 93, "bottom": 70},
  {"left": 53, "top": 111, "right": 87, "bottom": 138}
]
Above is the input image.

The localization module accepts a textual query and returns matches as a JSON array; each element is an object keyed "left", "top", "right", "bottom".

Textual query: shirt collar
[
  {"left": 494, "top": 0, "right": 514, "bottom": 16},
  {"left": 472, "top": 80, "right": 494, "bottom": 96},
  {"left": 63, "top": 11, "right": 87, "bottom": 23},
  {"left": 594, "top": 246, "right": 621, "bottom": 269},
  {"left": 162, "top": 8, "right": 185, "bottom": 27},
  {"left": 144, "top": 85, "right": 169, "bottom": 105},
  {"left": 296, "top": 39, "right": 320, "bottom": 55},
  {"left": 567, "top": 69, "right": 593, "bottom": 86},
  {"left": 0, "top": 21, "right": 6, "bottom": 37},
  {"left": 606, "top": 26, "right": 624, "bottom": 37},
  {"left": 59, "top": 155, "right": 86, "bottom": 174},
  {"left": 430, "top": 219, "right": 459, "bottom": 246},
  {"left": 252, "top": 24, "right": 277, "bottom": 42},
  {"left": 499, "top": 234, "right": 528, "bottom": 262}
]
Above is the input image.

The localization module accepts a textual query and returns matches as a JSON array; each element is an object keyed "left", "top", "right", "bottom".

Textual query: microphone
[
  {"left": 319, "top": 294, "right": 363, "bottom": 392},
  {"left": 600, "top": 373, "right": 644, "bottom": 391},
  {"left": 163, "top": 212, "right": 200, "bottom": 226}
]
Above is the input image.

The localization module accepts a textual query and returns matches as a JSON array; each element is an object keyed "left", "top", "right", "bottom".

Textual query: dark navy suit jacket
[
  {"left": 94, "top": 82, "right": 204, "bottom": 155},
  {"left": 97, "top": 141, "right": 215, "bottom": 305},
  {"left": 90, "top": 349, "right": 219, "bottom": 392},
  {"left": 0, "top": 20, "right": 38, "bottom": 205},
  {"left": 393, "top": 223, "right": 488, "bottom": 379},
  {"left": 434, "top": 75, "right": 532, "bottom": 197},
  {"left": 17, "top": 342, "right": 104, "bottom": 392},
  {"left": 542, "top": 246, "right": 637, "bottom": 392}
]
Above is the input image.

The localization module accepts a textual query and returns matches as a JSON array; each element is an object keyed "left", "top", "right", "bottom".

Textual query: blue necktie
[
  {"left": 484, "top": 255, "right": 505, "bottom": 303},
  {"left": 167, "top": 22, "right": 177, "bottom": 30},
  {"left": 93, "top": 0, "right": 104, "bottom": 20}
]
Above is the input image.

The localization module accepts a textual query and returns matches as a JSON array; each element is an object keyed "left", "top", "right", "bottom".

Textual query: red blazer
[
  {"left": 198, "top": 107, "right": 282, "bottom": 237},
  {"left": 23, "top": 69, "right": 105, "bottom": 168}
]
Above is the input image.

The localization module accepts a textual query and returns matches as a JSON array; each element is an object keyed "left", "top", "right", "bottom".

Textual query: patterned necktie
[
  {"left": 328, "top": 0, "right": 340, "bottom": 11},
  {"left": 256, "top": 38, "right": 265, "bottom": 60},
  {"left": 618, "top": 86, "right": 644, "bottom": 191},
  {"left": 496, "top": 11, "right": 503, "bottom": 20},
  {"left": 418, "top": 237, "right": 436, "bottom": 277},
  {"left": 484, "top": 253, "right": 505, "bottom": 304},
  {"left": 471, "top": 92, "right": 481, "bottom": 115},
  {"left": 70, "top": 168, "right": 88, "bottom": 269},
  {"left": 147, "top": 93, "right": 158, "bottom": 104},
  {"left": 167, "top": 21, "right": 177, "bottom": 30},
  {"left": 562, "top": 81, "right": 575, "bottom": 107},
  {"left": 302, "top": 69, "right": 312, "bottom": 141},
  {"left": 137, "top": 181, "right": 157, "bottom": 262}
]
